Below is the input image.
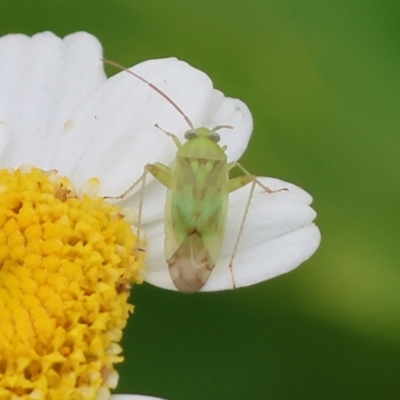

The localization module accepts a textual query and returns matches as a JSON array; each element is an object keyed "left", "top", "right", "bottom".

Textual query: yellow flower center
[{"left": 0, "top": 167, "right": 145, "bottom": 400}]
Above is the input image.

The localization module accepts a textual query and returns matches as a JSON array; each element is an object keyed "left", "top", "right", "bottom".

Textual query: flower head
[
  {"left": 0, "top": 167, "right": 144, "bottom": 399},
  {"left": 0, "top": 32, "right": 148, "bottom": 399}
]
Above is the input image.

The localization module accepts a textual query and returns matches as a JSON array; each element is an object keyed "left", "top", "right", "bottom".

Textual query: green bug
[{"left": 104, "top": 59, "right": 283, "bottom": 292}]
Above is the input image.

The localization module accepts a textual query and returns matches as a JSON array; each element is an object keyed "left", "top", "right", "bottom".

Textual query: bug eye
[
  {"left": 184, "top": 129, "right": 198, "bottom": 140},
  {"left": 210, "top": 131, "right": 220, "bottom": 142}
]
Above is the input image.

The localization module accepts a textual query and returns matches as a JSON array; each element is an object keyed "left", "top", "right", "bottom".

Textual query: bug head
[
  {"left": 184, "top": 127, "right": 220, "bottom": 142},
  {"left": 184, "top": 125, "right": 233, "bottom": 142}
]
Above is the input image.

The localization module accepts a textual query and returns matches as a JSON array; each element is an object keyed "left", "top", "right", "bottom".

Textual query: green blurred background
[{"left": 1, "top": 0, "right": 400, "bottom": 398}]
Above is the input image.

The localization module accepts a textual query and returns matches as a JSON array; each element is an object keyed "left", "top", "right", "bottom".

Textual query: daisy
[{"left": 0, "top": 30, "right": 320, "bottom": 399}]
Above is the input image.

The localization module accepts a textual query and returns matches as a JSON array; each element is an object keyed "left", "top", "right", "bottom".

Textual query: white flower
[
  {"left": 0, "top": 31, "right": 319, "bottom": 294},
  {"left": 0, "top": 29, "right": 320, "bottom": 398}
]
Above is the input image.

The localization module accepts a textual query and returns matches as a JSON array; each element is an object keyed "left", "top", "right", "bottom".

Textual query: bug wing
[
  {"left": 165, "top": 155, "right": 229, "bottom": 292},
  {"left": 168, "top": 232, "right": 214, "bottom": 292}
]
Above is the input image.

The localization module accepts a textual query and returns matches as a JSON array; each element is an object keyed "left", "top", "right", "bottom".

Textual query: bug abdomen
[{"left": 168, "top": 232, "right": 214, "bottom": 292}]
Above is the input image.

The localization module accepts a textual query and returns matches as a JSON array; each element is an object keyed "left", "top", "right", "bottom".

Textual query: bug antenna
[
  {"left": 103, "top": 58, "right": 194, "bottom": 129},
  {"left": 212, "top": 125, "right": 234, "bottom": 132}
]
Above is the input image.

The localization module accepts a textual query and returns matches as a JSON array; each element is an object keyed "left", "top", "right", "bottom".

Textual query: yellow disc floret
[{"left": 0, "top": 167, "right": 145, "bottom": 400}]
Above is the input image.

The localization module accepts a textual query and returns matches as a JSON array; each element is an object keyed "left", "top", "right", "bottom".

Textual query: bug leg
[
  {"left": 106, "top": 163, "right": 172, "bottom": 261},
  {"left": 134, "top": 168, "right": 151, "bottom": 258},
  {"left": 146, "top": 162, "right": 172, "bottom": 187},
  {"left": 104, "top": 169, "right": 149, "bottom": 201},
  {"left": 136, "top": 162, "right": 174, "bottom": 263},
  {"left": 104, "top": 161, "right": 172, "bottom": 201},
  {"left": 234, "top": 162, "right": 288, "bottom": 194},
  {"left": 135, "top": 162, "right": 173, "bottom": 253},
  {"left": 104, "top": 168, "right": 150, "bottom": 258},
  {"left": 225, "top": 162, "right": 287, "bottom": 288},
  {"left": 225, "top": 175, "right": 257, "bottom": 288}
]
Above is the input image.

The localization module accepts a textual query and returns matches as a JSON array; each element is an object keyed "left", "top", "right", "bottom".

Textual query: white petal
[
  {"left": 144, "top": 177, "right": 320, "bottom": 291},
  {"left": 0, "top": 31, "right": 105, "bottom": 169}
]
